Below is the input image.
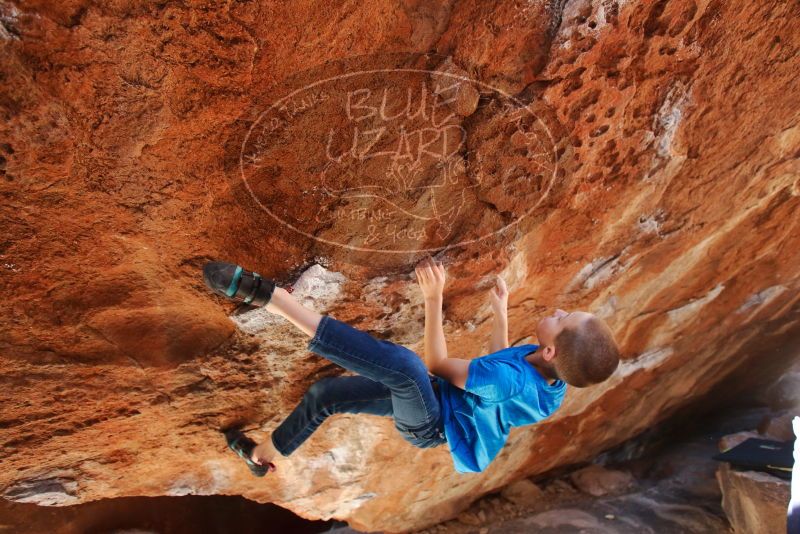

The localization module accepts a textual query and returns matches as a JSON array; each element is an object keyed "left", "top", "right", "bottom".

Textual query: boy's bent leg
[
  {"left": 264, "top": 287, "right": 440, "bottom": 438},
  {"left": 307, "top": 315, "right": 441, "bottom": 433},
  {"left": 307, "top": 316, "right": 431, "bottom": 389},
  {"left": 263, "top": 375, "right": 393, "bottom": 459},
  {"left": 267, "top": 287, "right": 429, "bottom": 402}
]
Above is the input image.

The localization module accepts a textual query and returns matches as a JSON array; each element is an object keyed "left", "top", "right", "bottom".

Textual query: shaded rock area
[
  {"left": 1, "top": 0, "right": 799, "bottom": 532},
  {"left": 0, "top": 494, "right": 343, "bottom": 534}
]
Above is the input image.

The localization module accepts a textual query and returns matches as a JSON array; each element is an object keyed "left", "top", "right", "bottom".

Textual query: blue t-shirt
[{"left": 435, "top": 344, "right": 567, "bottom": 473}]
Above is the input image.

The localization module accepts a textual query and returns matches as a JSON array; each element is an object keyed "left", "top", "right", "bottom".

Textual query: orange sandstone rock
[{"left": 1, "top": 0, "right": 799, "bottom": 532}]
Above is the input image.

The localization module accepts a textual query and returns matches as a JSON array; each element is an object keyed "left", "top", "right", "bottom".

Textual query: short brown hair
[{"left": 552, "top": 315, "right": 620, "bottom": 387}]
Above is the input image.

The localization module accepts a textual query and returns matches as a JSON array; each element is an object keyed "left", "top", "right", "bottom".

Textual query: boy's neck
[{"left": 525, "top": 348, "right": 558, "bottom": 385}]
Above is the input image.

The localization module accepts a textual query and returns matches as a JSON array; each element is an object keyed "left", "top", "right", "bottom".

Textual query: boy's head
[{"left": 536, "top": 309, "right": 620, "bottom": 388}]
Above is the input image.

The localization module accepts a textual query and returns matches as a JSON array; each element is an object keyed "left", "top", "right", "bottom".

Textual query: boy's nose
[{"left": 555, "top": 308, "right": 567, "bottom": 317}]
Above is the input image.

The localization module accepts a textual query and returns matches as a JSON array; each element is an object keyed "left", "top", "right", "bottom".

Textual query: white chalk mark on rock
[
  {"left": 735, "top": 285, "right": 787, "bottom": 315},
  {"left": 666, "top": 283, "right": 725, "bottom": 325}
]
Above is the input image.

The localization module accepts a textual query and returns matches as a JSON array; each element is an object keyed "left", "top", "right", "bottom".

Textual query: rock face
[
  {"left": 1, "top": 0, "right": 799, "bottom": 532},
  {"left": 569, "top": 464, "right": 636, "bottom": 497},
  {"left": 716, "top": 463, "right": 790, "bottom": 534}
]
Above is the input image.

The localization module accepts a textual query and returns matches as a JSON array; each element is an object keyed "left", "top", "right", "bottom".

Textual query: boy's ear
[{"left": 543, "top": 345, "right": 557, "bottom": 362}]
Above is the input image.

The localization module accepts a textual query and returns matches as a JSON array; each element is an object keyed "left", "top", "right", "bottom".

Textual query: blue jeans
[{"left": 271, "top": 314, "right": 447, "bottom": 456}]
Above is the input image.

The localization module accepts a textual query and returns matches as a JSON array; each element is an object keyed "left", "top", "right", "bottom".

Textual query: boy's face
[{"left": 536, "top": 309, "right": 593, "bottom": 353}]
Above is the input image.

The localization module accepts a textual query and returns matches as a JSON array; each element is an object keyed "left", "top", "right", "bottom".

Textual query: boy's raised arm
[
  {"left": 488, "top": 275, "right": 509, "bottom": 353},
  {"left": 414, "top": 257, "right": 448, "bottom": 371}
]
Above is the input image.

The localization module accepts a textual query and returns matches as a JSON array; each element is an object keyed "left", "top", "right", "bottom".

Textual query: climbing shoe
[
  {"left": 223, "top": 428, "right": 274, "bottom": 477},
  {"left": 203, "top": 261, "right": 276, "bottom": 307}
]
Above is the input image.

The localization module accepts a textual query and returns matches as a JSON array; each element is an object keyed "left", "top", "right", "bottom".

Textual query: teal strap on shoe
[
  {"left": 243, "top": 272, "right": 261, "bottom": 304},
  {"left": 225, "top": 265, "right": 244, "bottom": 297}
]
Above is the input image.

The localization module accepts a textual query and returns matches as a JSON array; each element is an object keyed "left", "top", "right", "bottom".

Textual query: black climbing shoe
[
  {"left": 223, "top": 428, "right": 274, "bottom": 477},
  {"left": 203, "top": 261, "right": 276, "bottom": 307}
]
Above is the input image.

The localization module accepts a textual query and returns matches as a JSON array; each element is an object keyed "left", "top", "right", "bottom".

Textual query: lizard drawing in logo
[{"left": 316, "top": 141, "right": 474, "bottom": 244}]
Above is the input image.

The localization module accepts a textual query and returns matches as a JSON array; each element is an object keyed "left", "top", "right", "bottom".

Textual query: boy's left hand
[
  {"left": 415, "top": 256, "right": 446, "bottom": 300},
  {"left": 489, "top": 274, "right": 509, "bottom": 313}
]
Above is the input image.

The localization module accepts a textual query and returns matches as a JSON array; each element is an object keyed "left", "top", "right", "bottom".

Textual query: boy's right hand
[{"left": 488, "top": 275, "right": 509, "bottom": 314}]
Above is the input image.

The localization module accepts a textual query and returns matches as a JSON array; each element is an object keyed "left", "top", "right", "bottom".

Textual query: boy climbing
[{"left": 202, "top": 256, "right": 620, "bottom": 476}]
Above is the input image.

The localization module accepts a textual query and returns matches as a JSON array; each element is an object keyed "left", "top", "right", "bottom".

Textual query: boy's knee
[
  {"left": 306, "top": 377, "right": 345, "bottom": 410},
  {"left": 396, "top": 347, "right": 428, "bottom": 375},
  {"left": 304, "top": 378, "right": 340, "bottom": 417},
  {"left": 306, "top": 377, "right": 334, "bottom": 398}
]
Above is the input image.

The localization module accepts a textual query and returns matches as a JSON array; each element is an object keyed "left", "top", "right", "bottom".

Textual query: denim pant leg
[
  {"left": 304, "top": 315, "right": 444, "bottom": 446},
  {"left": 271, "top": 375, "right": 393, "bottom": 456}
]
